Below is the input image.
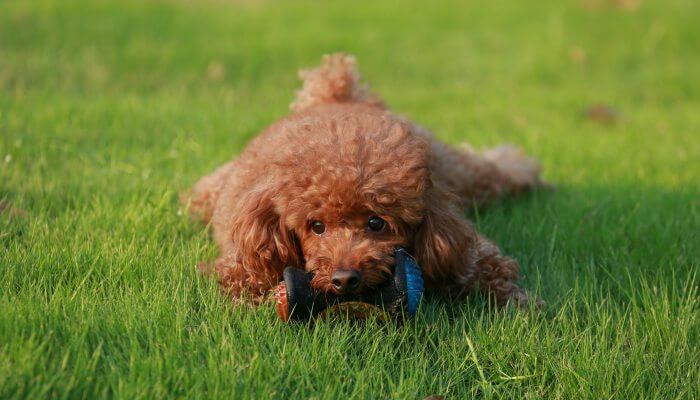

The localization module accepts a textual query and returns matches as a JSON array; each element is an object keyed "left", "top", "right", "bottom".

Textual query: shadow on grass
[{"left": 470, "top": 183, "right": 697, "bottom": 307}]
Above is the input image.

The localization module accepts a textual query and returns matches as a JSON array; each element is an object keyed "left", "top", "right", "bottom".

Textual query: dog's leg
[
  {"left": 477, "top": 144, "right": 545, "bottom": 195},
  {"left": 187, "top": 161, "right": 237, "bottom": 224},
  {"left": 424, "top": 135, "right": 545, "bottom": 207},
  {"left": 456, "top": 144, "right": 546, "bottom": 205},
  {"left": 470, "top": 234, "right": 544, "bottom": 308}
]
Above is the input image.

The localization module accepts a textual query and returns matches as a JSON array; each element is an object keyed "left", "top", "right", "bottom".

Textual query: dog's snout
[{"left": 331, "top": 268, "right": 362, "bottom": 293}]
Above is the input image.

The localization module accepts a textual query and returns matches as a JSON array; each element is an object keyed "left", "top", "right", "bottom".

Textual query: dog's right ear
[{"left": 227, "top": 187, "right": 302, "bottom": 280}]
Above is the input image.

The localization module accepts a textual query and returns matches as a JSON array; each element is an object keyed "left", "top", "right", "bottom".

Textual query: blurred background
[{"left": 2, "top": 0, "right": 697, "bottom": 187}]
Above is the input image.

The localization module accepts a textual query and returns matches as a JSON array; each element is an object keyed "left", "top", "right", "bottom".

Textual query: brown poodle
[{"left": 189, "top": 53, "right": 546, "bottom": 308}]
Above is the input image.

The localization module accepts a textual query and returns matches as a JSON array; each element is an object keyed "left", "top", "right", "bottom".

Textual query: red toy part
[{"left": 276, "top": 281, "right": 290, "bottom": 322}]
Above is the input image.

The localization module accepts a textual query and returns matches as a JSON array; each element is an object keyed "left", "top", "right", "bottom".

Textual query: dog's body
[{"left": 189, "top": 54, "right": 545, "bottom": 307}]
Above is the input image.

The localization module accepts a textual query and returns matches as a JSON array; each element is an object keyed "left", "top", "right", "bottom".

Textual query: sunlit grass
[{"left": 1, "top": 0, "right": 698, "bottom": 398}]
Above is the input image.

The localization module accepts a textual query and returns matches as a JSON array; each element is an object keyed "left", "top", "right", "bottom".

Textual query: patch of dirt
[
  {"left": 585, "top": 105, "right": 620, "bottom": 124},
  {"left": 0, "top": 201, "right": 28, "bottom": 218}
]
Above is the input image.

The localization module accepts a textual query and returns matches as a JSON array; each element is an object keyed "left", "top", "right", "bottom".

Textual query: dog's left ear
[
  {"left": 411, "top": 188, "right": 476, "bottom": 283},
  {"left": 227, "top": 186, "right": 302, "bottom": 279}
]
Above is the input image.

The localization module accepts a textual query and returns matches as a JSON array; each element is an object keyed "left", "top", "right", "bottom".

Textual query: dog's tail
[{"left": 290, "top": 53, "right": 384, "bottom": 112}]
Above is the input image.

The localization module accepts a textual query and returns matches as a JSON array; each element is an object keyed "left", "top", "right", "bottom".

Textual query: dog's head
[{"left": 272, "top": 109, "right": 429, "bottom": 294}]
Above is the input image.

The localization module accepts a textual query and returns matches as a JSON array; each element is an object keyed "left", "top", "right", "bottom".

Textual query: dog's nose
[{"left": 331, "top": 269, "right": 361, "bottom": 294}]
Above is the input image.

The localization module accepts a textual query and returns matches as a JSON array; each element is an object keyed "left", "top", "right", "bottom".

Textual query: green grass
[{"left": 1, "top": 0, "right": 698, "bottom": 398}]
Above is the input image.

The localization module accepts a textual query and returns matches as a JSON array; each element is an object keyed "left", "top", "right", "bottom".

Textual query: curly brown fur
[{"left": 188, "top": 53, "right": 546, "bottom": 307}]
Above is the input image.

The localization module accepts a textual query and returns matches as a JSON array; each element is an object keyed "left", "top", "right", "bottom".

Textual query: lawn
[{"left": 1, "top": 0, "right": 698, "bottom": 398}]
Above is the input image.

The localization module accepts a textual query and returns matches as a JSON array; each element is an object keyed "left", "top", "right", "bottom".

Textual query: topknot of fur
[{"left": 290, "top": 53, "right": 382, "bottom": 112}]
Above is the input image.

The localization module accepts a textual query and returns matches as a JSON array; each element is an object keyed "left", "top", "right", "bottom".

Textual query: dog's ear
[
  {"left": 228, "top": 187, "right": 302, "bottom": 279},
  {"left": 412, "top": 189, "right": 476, "bottom": 282}
]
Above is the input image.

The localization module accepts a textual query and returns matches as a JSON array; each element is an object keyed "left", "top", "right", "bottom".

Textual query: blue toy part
[{"left": 394, "top": 248, "right": 425, "bottom": 317}]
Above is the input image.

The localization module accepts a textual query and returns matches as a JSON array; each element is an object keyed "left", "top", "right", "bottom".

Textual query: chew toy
[{"left": 275, "top": 248, "right": 424, "bottom": 323}]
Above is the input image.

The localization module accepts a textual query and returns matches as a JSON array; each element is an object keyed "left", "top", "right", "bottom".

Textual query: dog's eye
[
  {"left": 311, "top": 220, "right": 326, "bottom": 235},
  {"left": 367, "top": 216, "right": 385, "bottom": 232}
]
